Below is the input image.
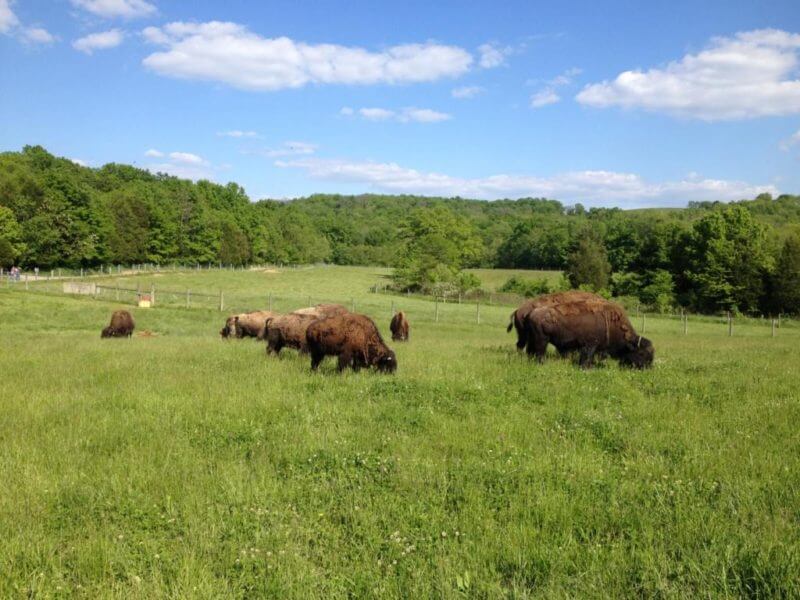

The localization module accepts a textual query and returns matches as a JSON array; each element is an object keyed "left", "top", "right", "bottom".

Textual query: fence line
[{"left": 3, "top": 272, "right": 796, "bottom": 337}]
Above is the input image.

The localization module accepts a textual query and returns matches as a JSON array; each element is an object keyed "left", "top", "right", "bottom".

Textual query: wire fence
[{"left": 2, "top": 264, "right": 797, "bottom": 336}]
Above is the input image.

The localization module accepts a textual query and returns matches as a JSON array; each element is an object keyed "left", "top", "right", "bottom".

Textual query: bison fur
[{"left": 306, "top": 313, "right": 397, "bottom": 373}]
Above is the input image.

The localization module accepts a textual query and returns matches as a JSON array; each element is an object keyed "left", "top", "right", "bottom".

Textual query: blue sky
[{"left": 2, "top": 0, "right": 800, "bottom": 207}]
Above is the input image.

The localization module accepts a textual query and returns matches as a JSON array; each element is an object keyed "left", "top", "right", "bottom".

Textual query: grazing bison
[
  {"left": 507, "top": 290, "right": 597, "bottom": 350},
  {"left": 306, "top": 313, "right": 397, "bottom": 373},
  {"left": 101, "top": 310, "right": 135, "bottom": 338},
  {"left": 390, "top": 311, "right": 409, "bottom": 341},
  {"left": 263, "top": 304, "right": 349, "bottom": 355},
  {"left": 220, "top": 311, "right": 277, "bottom": 339},
  {"left": 523, "top": 296, "right": 653, "bottom": 368}
]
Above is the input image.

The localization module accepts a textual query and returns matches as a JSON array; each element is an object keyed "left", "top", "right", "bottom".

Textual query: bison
[
  {"left": 220, "top": 311, "right": 277, "bottom": 339},
  {"left": 263, "top": 304, "right": 349, "bottom": 355},
  {"left": 523, "top": 296, "right": 653, "bottom": 369},
  {"left": 507, "top": 290, "right": 597, "bottom": 351},
  {"left": 101, "top": 310, "right": 135, "bottom": 338},
  {"left": 306, "top": 313, "right": 397, "bottom": 373},
  {"left": 389, "top": 311, "right": 409, "bottom": 341}
]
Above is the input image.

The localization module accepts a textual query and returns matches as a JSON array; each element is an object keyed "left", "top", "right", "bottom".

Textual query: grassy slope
[{"left": 1, "top": 268, "right": 799, "bottom": 598}]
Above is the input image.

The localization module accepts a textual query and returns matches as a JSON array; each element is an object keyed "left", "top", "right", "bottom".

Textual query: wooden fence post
[
  {"left": 641, "top": 313, "right": 646, "bottom": 334},
  {"left": 151, "top": 284, "right": 156, "bottom": 307},
  {"left": 136, "top": 282, "right": 140, "bottom": 302},
  {"left": 772, "top": 318, "right": 776, "bottom": 337},
  {"left": 219, "top": 290, "right": 224, "bottom": 312},
  {"left": 116, "top": 283, "right": 120, "bottom": 301},
  {"left": 727, "top": 311, "right": 732, "bottom": 336}
]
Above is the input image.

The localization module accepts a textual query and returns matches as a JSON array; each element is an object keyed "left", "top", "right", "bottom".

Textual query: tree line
[{"left": 1, "top": 145, "right": 799, "bottom": 315}]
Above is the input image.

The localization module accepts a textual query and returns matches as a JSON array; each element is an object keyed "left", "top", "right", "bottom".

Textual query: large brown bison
[
  {"left": 101, "top": 310, "right": 135, "bottom": 338},
  {"left": 306, "top": 313, "right": 397, "bottom": 373},
  {"left": 264, "top": 304, "right": 349, "bottom": 355},
  {"left": 389, "top": 311, "right": 409, "bottom": 341},
  {"left": 523, "top": 296, "right": 654, "bottom": 368},
  {"left": 507, "top": 290, "right": 597, "bottom": 350},
  {"left": 220, "top": 311, "right": 277, "bottom": 339}
]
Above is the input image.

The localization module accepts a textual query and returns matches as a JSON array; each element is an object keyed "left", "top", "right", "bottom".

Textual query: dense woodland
[{"left": 1, "top": 145, "right": 800, "bottom": 315}]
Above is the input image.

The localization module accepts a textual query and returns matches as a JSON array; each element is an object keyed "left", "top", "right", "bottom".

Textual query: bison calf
[
  {"left": 306, "top": 313, "right": 397, "bottom": 373},
  {"left": 524, "top": 297, "right": 653, "bottom": 369},
  {"left": 389, "top": 311, "right": 409, "bottom": 341},
  {"left": 101, "top": 310, "right": 135, "bottom": 338}
]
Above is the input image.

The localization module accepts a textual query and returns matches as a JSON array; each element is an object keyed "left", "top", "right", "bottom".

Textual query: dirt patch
[
  {"left": 137, "top": 330, "right": 158, "bottom": 338},
  {"left": 259, "top": 269, "right": 280, "bottom": 274}
]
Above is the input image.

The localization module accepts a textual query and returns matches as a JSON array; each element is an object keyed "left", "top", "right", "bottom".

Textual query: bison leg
[
  {"left": 310, "top": 350, "right": 325, "bottom": 371},
  {"left": 579, "top": 346, "right": 597, "bottom": 369},
  {"left": 337, "top": 351, "right": 353, "bottom": 372}
]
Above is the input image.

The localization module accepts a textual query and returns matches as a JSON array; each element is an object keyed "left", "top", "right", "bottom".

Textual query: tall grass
[{"left": 0, "top": 267, "right": 798, "bottom": 597}]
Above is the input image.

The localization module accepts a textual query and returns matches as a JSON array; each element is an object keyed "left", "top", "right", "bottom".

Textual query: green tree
[
  {"left": 684, "top": 206, "right": 774, "bottom": 313},
  {"left": 565, "top": 230, "right": 611, "bottom": 291},
  {"left": 772, "top": 233, "right": 800, "bottom": 315},
  {"left": 218, "top": 222, "right": 251, "bottom": 265}
]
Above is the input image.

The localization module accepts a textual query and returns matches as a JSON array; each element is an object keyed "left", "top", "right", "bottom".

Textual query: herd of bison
[{"left": 100, "top": 290, "right": 654, "bottom": 371}]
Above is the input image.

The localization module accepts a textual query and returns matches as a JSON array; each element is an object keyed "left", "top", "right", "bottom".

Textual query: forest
[{"left": 1, "top": 145, "right": 799, "bottom": 315}]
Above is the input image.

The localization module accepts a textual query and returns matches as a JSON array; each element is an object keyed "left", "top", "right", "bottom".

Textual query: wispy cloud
[
  {"left": 263, "top": 141, "right": 317, "bottom": 157},
  {"left": 577, "top": 29, "right": 800, "bottom": 120},
  {"left": 73, "top": 28, "right": 124, "bottom": 53},
  {"left": 780, "top": 128, "right": 800, "bottom": 151},
  {"left": 141, "top": 21, "right": 473, "bottom": 91},
  {"left": 451, "top": 85, "right": 484, "bottom": 99},
  {"left": 1, "top": 0, "right": 55, "bottom": 45},
  {"left": 276, "top": 156, "right": 777, "bottom": 207},
  {"left": 70, "top": 0, "right": 156, "bottom": 19},
  {"left": 342, "top": 106, "right": 452, "bottom": 123},
  {"left": 530, "top": 67, "right": 581, "bottom": 109},
  {"left": 144, "top": 148, "right": 216, "bottom": 180},
  {"left": 217, "top": 130, "right": 260, "bottom": 138},
  {"left": 478, "top": 42, "right": 512, "bottom": 68}
]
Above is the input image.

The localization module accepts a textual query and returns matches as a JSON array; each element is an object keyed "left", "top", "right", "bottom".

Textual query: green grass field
[{"left": 1, "top": 266, "right": 799, "bottom": 598}]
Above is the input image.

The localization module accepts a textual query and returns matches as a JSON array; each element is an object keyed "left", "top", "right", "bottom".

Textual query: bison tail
[{"left": 506, "top": 312, "right": 515, "bottom": 333}]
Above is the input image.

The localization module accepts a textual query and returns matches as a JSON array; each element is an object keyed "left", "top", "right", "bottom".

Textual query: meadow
[{"left": 0, "top": 266, "right": 798, "bottom": 598}]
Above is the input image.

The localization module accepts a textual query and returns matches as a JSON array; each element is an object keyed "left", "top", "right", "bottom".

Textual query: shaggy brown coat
[
  {"left": 101, "top": 310, "right": 135, "bottom": 338},
  {"left": 507, "top": 290, "right": 597, "bottom": 350},
  {"left": 263, "top": 304, "right": 349, "bottom": 354},
  {"left": 523, "top": 297, "right": 654, "bottom": 368},
  {"left": 220, "top": 311, "right": 277, "bottom": 339},
  {"left": 389, "top": 311, "right": 409, "bottom": 341},
  {"left": 306, "top": 313, "right": 397, "bottom": 373}
]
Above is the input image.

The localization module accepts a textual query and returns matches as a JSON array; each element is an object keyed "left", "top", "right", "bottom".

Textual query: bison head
[
  {"left": 375, "top": 349, "right": 397, "bottom": 373},
  {"left": 101, "top": 326, "right": 113, "bottom": 338},
  {"left": 620, "top": 336, "right": 654, "bottom": 369}
]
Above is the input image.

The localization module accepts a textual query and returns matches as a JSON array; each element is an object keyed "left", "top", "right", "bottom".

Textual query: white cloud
[
  {"left": 169, "top": 151, "right": 205, "bottom": 165},
  {"left": 1, "top": 1, "right": 55, "bottom": 44},
  {"left": 0, "top": 0, "right": 19, "bottom": 33},
  {"left": 478, "top": 42, "right": 511, "bottom": 68},
  {"left": 144, "top": 148, "right": 216, "bottom": 179},
  {"left": 530, "top": 89, "right": 560, "bottom": 108},
  {"left": 529, "top": 67, "right": 581, "bottom": 108},
  {"left": 264, "top": 141, "right": 317, "bottom": 157},
  {"left": 345, "top": 106, "right": 452, "bottom": 123},
  {"left": 451, "top": 85, "right": 484, "bottom": 99},
  {"left": 70, "top": 0, "right": 156, "bottom": 19},
  {"left": 779, "top": 128, "right": 800, "bottom": 151},
  {"left": 70, "top": 158, "right": 88, "bottom": 166},
  {"left": 141, "top": 21, "right": 473, "bottom": 91},
  {"left": 217, "top": 130, "right": 259, "bottom": 138},
  {"left": 22, "top": 26, "right": 55, "bottom": 44},
  {"left": 577, "top": 29, "right": 800, "bottom": 120},
  {"left": 359, "top": 107, "right": 396, "bottom": 121},
  {"left": 72, "top": 29, "right": 124, "bottom": 53},
  {"left": 275, "top": 156, "right": 777, "bottom": 207}
]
